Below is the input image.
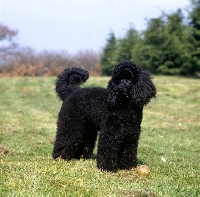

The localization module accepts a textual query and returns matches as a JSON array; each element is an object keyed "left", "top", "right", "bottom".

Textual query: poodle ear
[
  {"left": 107, "top": 82, "right": 120, "bottom": 107},
  {"left": 131, "top": 71, "right": 156, "bottom": 107}
]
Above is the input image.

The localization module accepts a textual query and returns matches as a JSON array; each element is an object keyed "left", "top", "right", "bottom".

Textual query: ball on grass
[{"left": 137, "top": 165, "right": 150, "bottom": 176}]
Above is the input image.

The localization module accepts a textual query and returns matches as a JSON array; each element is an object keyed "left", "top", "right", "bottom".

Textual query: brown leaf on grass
[
  {"left": 36, "top": 141, "right": 43, "bottom": 145},
  {"left": 0, "top": 146, "right": 12, "bottom": 155}
]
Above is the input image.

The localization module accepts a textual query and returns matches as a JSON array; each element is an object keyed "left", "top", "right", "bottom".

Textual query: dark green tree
[
  {"left": 113, "top": 28, "right": 139, "bottom": 64},
  {"left": 138, "top": 10, "right": 193, "bottom": 75},
  {"left": 100, "top": 2, "right": 200, "bottom": 76},
  {"left": 188, "top": 0, "right": 200, "bottom": 74},
  {"left": 100, "top": 32, "right": 117, "bottom": 76},
  {"left": 157, "top": 9, "right": 193, "bottom": 75},
  {"left": 132, "top": 16, "right": 166, "bottom": 73}
]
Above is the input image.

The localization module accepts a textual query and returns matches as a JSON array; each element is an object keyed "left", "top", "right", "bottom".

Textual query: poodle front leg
[
  {"left": 97, "top": 133, "right": 121, "bottom": 172},
  {"left": 118, "top": 133, "right": 140, "bottom": 170}
]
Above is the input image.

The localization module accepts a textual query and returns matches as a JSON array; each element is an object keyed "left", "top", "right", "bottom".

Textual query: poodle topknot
[{"left": 53, "top": 60, "right": 156, "bottom": 172}]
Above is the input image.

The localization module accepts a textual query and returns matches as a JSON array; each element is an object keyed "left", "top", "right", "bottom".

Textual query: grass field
[{"left": 0, "top": 76, "right": 199, "bottom": 197}]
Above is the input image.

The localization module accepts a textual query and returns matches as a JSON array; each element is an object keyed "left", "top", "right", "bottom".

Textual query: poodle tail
[{"left": 55, "top": 67, "right": 89, "bottom": 100}]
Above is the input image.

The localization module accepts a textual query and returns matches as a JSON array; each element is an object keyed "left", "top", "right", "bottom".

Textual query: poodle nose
[{"left": 118, "top": 79, "right": 132, "bottom": 93}]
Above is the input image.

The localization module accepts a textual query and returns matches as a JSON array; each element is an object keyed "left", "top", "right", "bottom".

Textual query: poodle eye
[{"left": 120, "top": 79, "right": 131, "bottom": 83}]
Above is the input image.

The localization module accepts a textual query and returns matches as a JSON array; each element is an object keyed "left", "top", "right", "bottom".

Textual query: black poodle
[{"left": 52, "top": 60, "right": 156, "bottom": 172}]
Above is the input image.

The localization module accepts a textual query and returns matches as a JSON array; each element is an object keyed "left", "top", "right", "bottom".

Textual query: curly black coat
[{"left": 52, "top": 60, "right": 156, "bottom": 172}]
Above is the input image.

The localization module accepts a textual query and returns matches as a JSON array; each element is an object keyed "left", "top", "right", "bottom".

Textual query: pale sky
[{"left": 0, "top": 0, "right": 190, "bottom": 53}]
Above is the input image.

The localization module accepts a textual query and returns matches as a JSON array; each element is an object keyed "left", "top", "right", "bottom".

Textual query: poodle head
[{"left": 107, "top": 60, "right": 156, "bottom": 108}]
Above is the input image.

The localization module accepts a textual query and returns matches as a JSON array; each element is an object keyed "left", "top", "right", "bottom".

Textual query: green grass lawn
[{"left": 0, "top": 76, "right": 199, "bottom": 197}]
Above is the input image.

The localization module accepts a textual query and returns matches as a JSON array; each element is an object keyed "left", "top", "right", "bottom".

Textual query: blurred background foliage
[{"left": 0, "top": 0, "right": 200, "bottom": 76}]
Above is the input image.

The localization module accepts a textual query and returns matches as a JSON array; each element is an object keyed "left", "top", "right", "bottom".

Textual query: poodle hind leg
[
  {"left": 78, "top": 123, "right": 98, "bottom": 159},
  {"left": 52, "top": 115, "right": 86, "bottom": 160}
]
